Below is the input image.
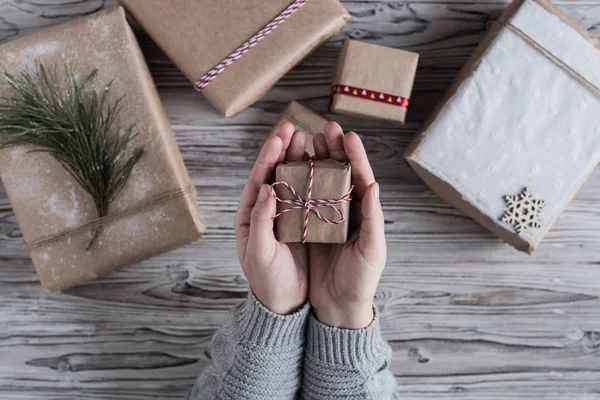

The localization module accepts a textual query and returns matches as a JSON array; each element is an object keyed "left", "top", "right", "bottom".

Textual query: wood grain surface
[{"left": 1, "top": 0, "right": 600, "bottom": 399}]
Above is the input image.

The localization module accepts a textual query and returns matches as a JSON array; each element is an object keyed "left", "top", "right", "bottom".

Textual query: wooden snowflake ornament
[{"left": 501, "top": 188, "right": 546, "bottom": 235}]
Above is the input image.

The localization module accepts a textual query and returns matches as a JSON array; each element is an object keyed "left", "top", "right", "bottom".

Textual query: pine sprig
[{"left": 0, "top": 64, "right": 145, "bottom": 249}]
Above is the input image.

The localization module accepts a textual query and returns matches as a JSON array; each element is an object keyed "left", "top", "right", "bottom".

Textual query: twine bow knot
[{"left": 271, "top": 159, "right": 354, "bottom": 243}]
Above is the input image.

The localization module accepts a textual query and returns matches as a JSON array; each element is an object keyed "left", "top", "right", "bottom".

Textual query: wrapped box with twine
[
  {"left": 0, "top": 8, "right": 205, "bottom": 291},
  {"left": 273, "top": 159, "right": 353, "bottom": 244},
  {"left": 406, "top": 0, "right": 600, "bottom": 253},
  {"left": 120, "top": 0, "right": 350, "bottom": 117}
]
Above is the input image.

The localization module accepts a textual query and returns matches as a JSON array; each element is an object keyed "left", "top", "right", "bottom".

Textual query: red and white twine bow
[
  {"left": 271, "top": 159, "right": 354, "bottom": 243},
  {"left": 194, "top": 0, "right": 308, "bottom": 92}
]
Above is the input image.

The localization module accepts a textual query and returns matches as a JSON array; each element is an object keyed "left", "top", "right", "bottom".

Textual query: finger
[
  {"left": 303, "top": 151, "right": 311, "bottom": 161},
  {"left": 275, "top": 122, "right": 296, "bottom": 162},
  {"left": 243, "top": 136, "right": 283, "bottom": 204},
  {"left": 247, "top": 184, "right": 278, "bottom": 267},
  {"left": 235, "top": 136, "right": 283, "bottom": 257},
  {"left": 344, "top": 131, "right": 375, "bottom": 199},
  {"left": 323, "top": 121, "right": 347, "bottom": 161},
  {"left": 286, "top": 130, "right": 308, "bottom": 161},
  {"left": 350, "top": 199, "right": 363, "bottom": 228},
  {"left": 356, "top": 183, "right": 386, "bottom": 262},
  {"left": 313, "top": 133, "right": 330, "bottom": 160}
]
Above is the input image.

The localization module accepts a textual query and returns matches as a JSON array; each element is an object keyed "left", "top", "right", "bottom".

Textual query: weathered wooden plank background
[{"left": 1, "top": 0, "right": 600, "bottom": 399}]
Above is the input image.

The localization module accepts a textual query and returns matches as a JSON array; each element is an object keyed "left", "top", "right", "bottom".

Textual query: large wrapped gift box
[
  {"left": 119, "top": 0, "right": 350, "bottom": 117},
  {"left": 0, "top": 7, "right": 205, "bottom": 291},
  {"left": 406, "top": 0, "right": 600, "bottom": 253}
]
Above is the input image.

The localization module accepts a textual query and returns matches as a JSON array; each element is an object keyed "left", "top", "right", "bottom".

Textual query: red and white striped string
[
  {"left": 194, "top": 0, "right": 308, "bottom": 92},
  {"left": 271, "top": 159, "right": 354, "bottom": 243}
]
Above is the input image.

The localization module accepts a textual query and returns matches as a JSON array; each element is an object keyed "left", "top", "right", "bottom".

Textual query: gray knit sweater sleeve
[
  {"left": 186, "top": 292, "right": 310, "bottom": 400},
  {"left": 301, "top": 311, "right": 397, "bottom": 399}
]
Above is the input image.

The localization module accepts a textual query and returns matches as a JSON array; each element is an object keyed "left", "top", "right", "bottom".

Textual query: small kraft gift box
[
  {"left": 405, "top": 0, "right": 600, "bottom": 253},
  {"left": 268, "top": 101, "right": 330, "bottom": 157},
  {"left": 331, "top": 39, "right": 419, "bottom": 124},
  {"left": 119, "top": 0, "right": 350, "bottom": 117},
  {"left": 0, "top": 7, "right": 205, "bottom": 291},
  {"left": 273, "top": 159, "right": 353, "bottom": 244}
]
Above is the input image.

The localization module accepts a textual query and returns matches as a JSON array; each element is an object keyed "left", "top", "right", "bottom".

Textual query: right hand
[
  {"left": 308, "top": 122, "right": 387, "bottom": 329},
  {"left": 234, "top": 123, "right": 309, "bottom": 315}
]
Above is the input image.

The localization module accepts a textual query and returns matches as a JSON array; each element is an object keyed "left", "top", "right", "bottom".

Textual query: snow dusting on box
[
  {"left": 44, "top": 189, "right": 82, "bottom": 229},
  {"left": 5, "top": 41, "right": 64, "bottom": 71}
]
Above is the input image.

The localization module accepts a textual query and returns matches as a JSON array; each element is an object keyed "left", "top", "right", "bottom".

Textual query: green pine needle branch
[{"left": 0, "top": 64, "right": 145, "bottom": 249}]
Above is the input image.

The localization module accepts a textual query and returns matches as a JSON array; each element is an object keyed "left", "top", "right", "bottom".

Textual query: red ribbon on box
[{"left": 332, "top": 84, "right": 410, "bottom": 108}]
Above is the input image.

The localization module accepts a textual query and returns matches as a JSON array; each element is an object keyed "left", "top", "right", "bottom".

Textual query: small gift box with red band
[
  {"left": 331, "top": 39, "right": 419, "bottom": 124},
  {"left": 273, "top": 159, "right": 353, "bottom": 244},
  {"left": 119, "top": 0, "right": 350, "bottom": 117}
]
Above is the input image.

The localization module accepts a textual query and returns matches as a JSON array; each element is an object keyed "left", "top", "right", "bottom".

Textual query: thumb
[
  {"left": 247, "top": 184, "right": 278, "bottom": 262},
  {"left": 357, "top": 183, "right": 386, "bottom": 261}
]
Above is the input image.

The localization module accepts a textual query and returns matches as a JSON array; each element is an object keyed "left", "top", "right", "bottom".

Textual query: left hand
[{"left": 234, "top": 123, "right": 310, "bottom": 315}]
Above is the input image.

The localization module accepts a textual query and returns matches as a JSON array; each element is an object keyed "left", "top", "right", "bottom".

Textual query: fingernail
[
  {"left": 374, "top": 183, "right": 380, "bottom": 200},
  {"left": 258, "top": 185, "right": 269, "bottom": 202}
]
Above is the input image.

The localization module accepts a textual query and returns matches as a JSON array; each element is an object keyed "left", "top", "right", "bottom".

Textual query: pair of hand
[{"left": 234, "top": 122, "right": 386, "bottom": 329}]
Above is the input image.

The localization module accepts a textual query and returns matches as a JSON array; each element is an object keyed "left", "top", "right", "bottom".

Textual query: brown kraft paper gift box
[
  {"left": 405, "top": 0, "right": 600, "bottom": 253},
  {"left": 275, "top": 160, "right": 351, "bottom": 243},
  {"left": 268, "top": 101, "right": 330, "bottom": 157},
  {"left": 0, "top": 7, "right": 205, "bottom": 291},
  {"left": 331, "top": 39, "right": 419, "bottom": 124},
  {"left": 119, "top": 0, "right": 350, "bottom": 117}
]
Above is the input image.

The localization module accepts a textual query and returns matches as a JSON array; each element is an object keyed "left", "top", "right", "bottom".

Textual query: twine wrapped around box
[
  {"left": 0, "top": 7, "right": 205, "bottom": 291},
  {"left": 272, "top": 159, "right": 353, "bottom": 243},
  {"left": 273, "top": 159, "right": 353, "bottom": 244}
]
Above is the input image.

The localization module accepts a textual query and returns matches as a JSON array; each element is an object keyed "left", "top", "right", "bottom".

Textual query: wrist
[
  {"left": 237, "top": 292, "right": 310, "bottom": 347},
  {"left": 254, "top": 291, "right": 307, "bottom": 316},
  {"left": 314, "top": 304, "right": 374, "bottom": 329},
  {"left": 307, "top": 308, "right": 392, "bottom": 369}
]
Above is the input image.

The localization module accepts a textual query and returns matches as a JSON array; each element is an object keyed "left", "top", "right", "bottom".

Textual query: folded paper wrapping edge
[
  {"left": 274, "top": 159, "right": 351, "bottom": 243},
  {"left": 0, "top": 7, "right": 205, "bottom": 291},
  {"left": 331, "top": 38, "right": 419, "bottom": 124},
  {"left": 280, "top": 102, "right": 329, "bottom": 136},
  {"left": 267, "top": 101, "right": 330, "bottom": 156},
  {"left": 407, "top": 159, "right": 534, "bottom": 254},
  {"left": 498, "top": 23, "right": 600, "bottom": 98},
  {"left": 404, "top": 0, "right": 599, "bottom": 253}
]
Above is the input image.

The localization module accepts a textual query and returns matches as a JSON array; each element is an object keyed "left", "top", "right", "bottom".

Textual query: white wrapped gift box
[{"left": 406, "top": 0, "right": 600, "bottom": 253}]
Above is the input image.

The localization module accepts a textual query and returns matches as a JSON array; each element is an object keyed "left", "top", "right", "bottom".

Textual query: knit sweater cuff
[
  {"left": 235, "top": 292, "right": 310, "bottom": 348},
  {"left": 306, "top": 308, "right": 388, "bottom": 368}
]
